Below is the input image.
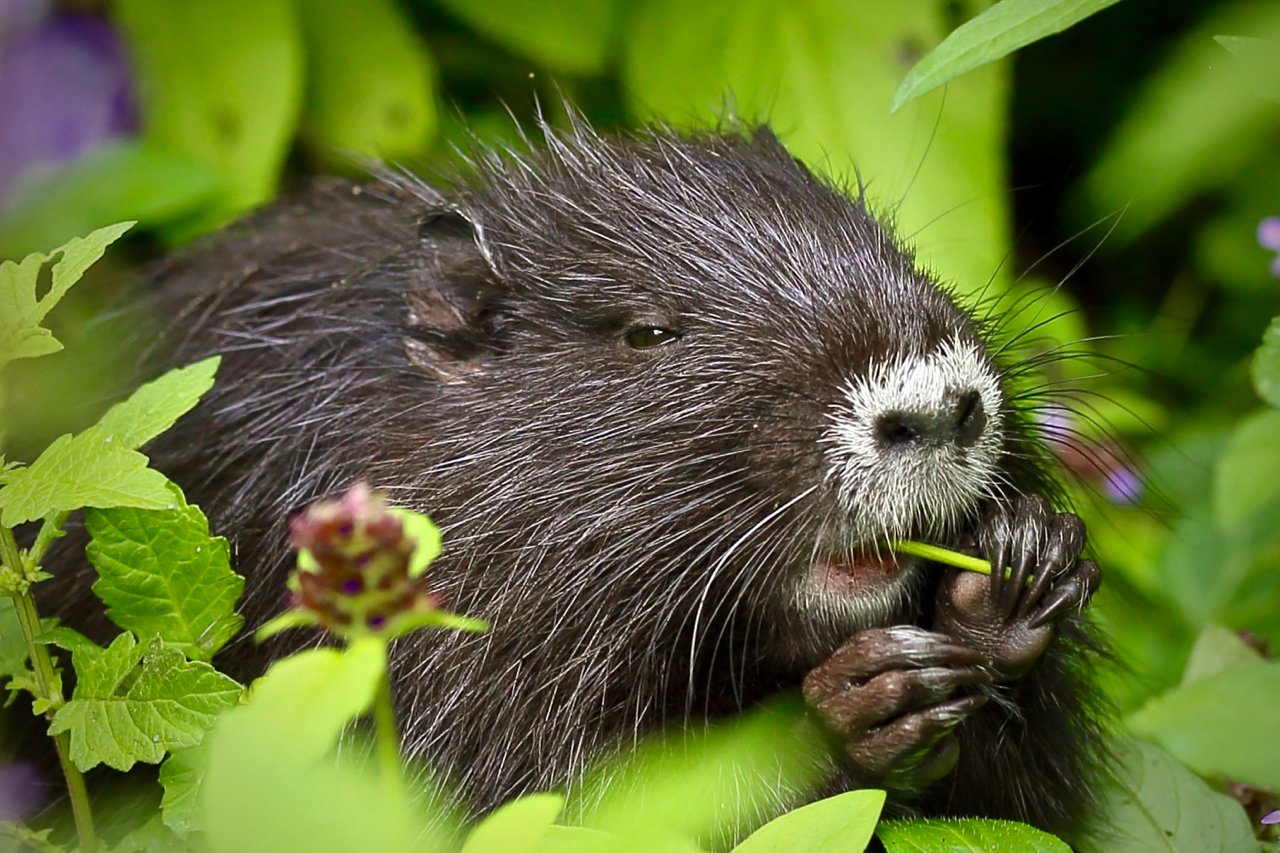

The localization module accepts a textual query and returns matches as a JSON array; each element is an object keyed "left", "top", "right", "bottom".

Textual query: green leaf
[
  {"left": 48, "top": 633, "right": 241, "bottom": 772},
  {"left": 113, "top": 0, "right": 304, "bottom": 234},
  {"left": 1214, "top": 35, "right": 1280, "bottom": 101},
  {"left": 0, "top": 141, "right": 221, "bottom": 262},
  {"left": 877, "top": 817, "right": 1070, "bottom": 852},
  {"left": 0, "top": 597, "right": 48, "bottom": 706},
  {"left": 86, "top": 492, "right": 243, "bottom": 662},
  {"left": 0, "top": 358, "right": 220, "bottom": 526},
  {"left": 1086, "top": 739, "right": 1257, "bottom": 853},
  {"left": 297, "top": 0, "right": 437, "bottom": 169},
  {"left": 1212, "top": 408, "right": 1280, "bottom": 534},
  {"left": 734, "top": 789, "right": 884, "bottom": 853},
  {"left": 891, "top": 0, "right": 1124, "bottom": 112},
  {"left": 1252, "top": 317, "right": 1280, "bottom": 407},
  {"left": 389, "top": 507, "right": 442, "bottom": 577},
  {"left": 109, "top": 814, "right": 190, "bottom": 853},
  {"left": 1073, "top": 0, "right": 1280, "bottom": 242},
  {"left": 0, "top": 221, "right": 134, "bottom": 369},
  {"left": 433, "top": 0, "right": 619, "bottom": 75},
  {"left": 622, "top": 0, "right": 1010, "bottom": 303},
  {"left": 462, "top": 793, "right": 565, "bottom": 853},
  {"left": 159, "top": 743, "right": 208, "bottom": 837},
  {"left": 92, "top": 357, "right": 220, "bottom": 451},
  {"left": 1126, "top": 661, "right": 1280, "bottom": 789},
  {"left": 1180, "top": 622, "right": 1266, "bottom": 686}
]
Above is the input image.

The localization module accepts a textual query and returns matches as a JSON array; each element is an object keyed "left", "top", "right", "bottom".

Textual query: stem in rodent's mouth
[{"left": 889, "top": 540, "right": 995, "bottom": 575}]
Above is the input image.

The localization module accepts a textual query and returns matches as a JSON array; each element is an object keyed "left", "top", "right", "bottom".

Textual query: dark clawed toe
[
  {"left": 978, "top": 503, "right": 1012, "bottom": 610},
  {"left": 803, "top": 626, "right": 990, "bottom": 705},
  {"left": 1001, "top": 496, "right": 1050, "bottom": 618},
  {"left": 1017, "top": 513, "right": 1086, "bottom": 619},
  {"left": 1028, "top": 559, "right": 1101, "bottom": 629},
  {"left": 846, "top": 693, "right": 988, "bottom": 779}
]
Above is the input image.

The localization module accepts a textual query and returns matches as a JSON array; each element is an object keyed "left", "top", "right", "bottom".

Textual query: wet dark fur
[{"left": 44, "top": 124, "right": 1107, "bottom": 841}]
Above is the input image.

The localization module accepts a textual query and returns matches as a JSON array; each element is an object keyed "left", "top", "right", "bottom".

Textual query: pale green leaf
[
  {"left": 892, "top": 0, "right": 1124, "bottom": 112},
  {"left": 114, "top": 0, "right": 304, "bottom": 234},
  {"left": 623, "top": 0, "right": 1010, "bottom": 303},
  {"left": 1126, "top": 662, "right": 1280, "bottom": 789},
  {"left": 109, "top": 815, "right": 190, "bottom": 853},
  {"left": 86, "top": 492, "right": 243, "bottom": 662},
  {"left": 1085, "top": 739, "right": 1257, "bottom": 853},
  {"left": 462, "top": 793, "right": 565, "bottom": 853},
  {"left": 297, "top": 0, "right": 437, "bottom": 168},
  {"left": 92, "top": 357, "right": 220, "bottom": 450},
  {"left": 1212, "top": 408, "right": 1280, "bottom": 533},
  {"left": 1180, "top": 622, "right": 1266, "bottom": 686},
  {"left": 0, "top": 221, "right": 134, "bottom": 368},
  {"left": 160, "top": 744, "right": 208, "bottom": 837},
  {"left": 433, "top": 0, "right": 618, "bottom": 74},
  {"left": 389, "top": 507, "right": 442, "bottom": 577},
  {"left": 1214, "top": 35, "right": 1280, "bottom": 101},
  {"left": 1252, "top": 317, "right": 1280, "bottom": 408},
  {"left": 878, "top": 817, "right": 1070, "bottom": 852},
  {"left": 735, "top": 789, "right": 884, "bottom": 853},
  {"left": 48, "top": 633, "right": 241, "bottom": 772}
]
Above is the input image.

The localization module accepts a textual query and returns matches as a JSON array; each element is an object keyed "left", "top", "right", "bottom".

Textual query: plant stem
[
  {"left": 0, "top": 524, "right": 97, "bottom": 853},
  {"left": 373, "top": 670, "right": 405, "bottom": 803}
]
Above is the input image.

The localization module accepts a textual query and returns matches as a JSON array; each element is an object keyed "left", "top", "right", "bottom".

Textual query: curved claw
[
  {"left": 1002, "top": 497, "right": 1049, "bottom": 618},
  {"left": 1018, "top": 514, "right": 1086, "bottom": 620},
  {"left": 979, "top": 504, "right": 1012, "bottom": 612},
  {"left": 1028, "top": 559, "right": 1101, "bottom": 629}
]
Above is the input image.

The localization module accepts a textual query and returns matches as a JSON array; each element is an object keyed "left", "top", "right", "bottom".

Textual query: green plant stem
[
  {"left": 373, "top": 670, "right": 405, "bottom": 804},
  {"left": 0, "top": 524, "right": 98, "bottom": 853}
]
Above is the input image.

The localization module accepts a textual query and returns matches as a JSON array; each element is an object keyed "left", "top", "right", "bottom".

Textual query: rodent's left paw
[{"left": 933, "top": 495, "right": 1101, "bottom": 680}]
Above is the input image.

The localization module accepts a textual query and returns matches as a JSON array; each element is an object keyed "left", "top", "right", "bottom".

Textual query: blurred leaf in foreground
[
  {"left": 878, "top": 816, "right": 1069, "bottom": 852},
  {"left": 432, "top": 0, "right": 619, "bottom": 75},
  {"left": 735, "top": 789, "right": 884, "bottom": 853},
  {"left": 1252, "top": 315, "right": 1280, "bottom": 408}
]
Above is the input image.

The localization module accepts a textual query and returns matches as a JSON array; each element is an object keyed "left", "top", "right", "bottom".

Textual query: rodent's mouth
[{"left": 806, "top": 547, "right": 910, "bottom": 596}]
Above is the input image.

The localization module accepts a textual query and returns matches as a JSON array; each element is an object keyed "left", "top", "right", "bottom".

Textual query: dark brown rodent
[{"left": 49, "top": 123, "right": 1108, "bottom": 842}]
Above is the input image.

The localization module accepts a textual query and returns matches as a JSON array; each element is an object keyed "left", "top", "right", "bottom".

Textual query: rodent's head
[{"left": 388, "top": 124, "right": 1014, "bottom": 665}]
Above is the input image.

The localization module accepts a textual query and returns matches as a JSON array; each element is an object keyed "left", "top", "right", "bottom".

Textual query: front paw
[
  {"left": 934, "top": 495, "right": 1101, "bottom": 680},
  {"left": 803, "top": 626, "right": 992, "bottom": 792}
]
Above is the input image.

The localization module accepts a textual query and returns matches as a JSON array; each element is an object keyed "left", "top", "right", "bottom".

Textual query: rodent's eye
[{"left": 625, "top": 327, "right": 681, "bottom": 349}]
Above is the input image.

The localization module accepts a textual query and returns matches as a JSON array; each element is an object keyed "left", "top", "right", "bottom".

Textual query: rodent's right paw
[{"left": 802, "top": 626, "right": 992, "bottom": 792}]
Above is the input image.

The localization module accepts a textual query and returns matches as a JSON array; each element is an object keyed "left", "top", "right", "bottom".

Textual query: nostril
[
  {"left": 874, "top": 411, "right": 925, "bottom": 449},
  {"left": 954, "top": 391, "right": 986, "bottom": 448}
]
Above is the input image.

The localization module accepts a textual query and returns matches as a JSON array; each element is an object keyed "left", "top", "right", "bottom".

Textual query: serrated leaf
[
  {"left": 0, "top": 358, "right": 220, "bottom": 526},
  {"left": 114, "top": 0, "right": 303, "bottom": 234},
  {"left": 1252, "top": 317, "right": 1280, "bottom": 407},
  {"left": 433, "top": 0, "right": 618, "bottom": 74},
  {"left": 1126, "top": 661, "right": 1280, "bottom": 789},
  {"left": 735, "top": 789, "right": 884, "bottom": 853},
  {"left": 0, "top": 221, "right": 134, "bottom": 369},
  {"left": 297, "top": 0, "right": 437, "bottom": 169},
  {"left": 48, "top": 633, "right": 241, "bottom": 772},
  {"left": 1086, "top": 739, "right": 1257, "bottom": 853},
  {"left": 86, "top": 494, "right": 243, "bottom": 662},
  {"left": 877, "top": 817, "right": 1070, "bottom": 852},
  {"left": 892, "top": 0, "right": 1124, "bottom": 112},
  {"left": 160, "top": 743, "right": 208, "bottom": 837},
  {"left": 462, "top": 793, "right": 565, "bottom": 853}
]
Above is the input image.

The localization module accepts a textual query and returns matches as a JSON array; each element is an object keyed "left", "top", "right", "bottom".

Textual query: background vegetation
[{"left": 1, "top": 0, "right": 1279, "bottom": 850}]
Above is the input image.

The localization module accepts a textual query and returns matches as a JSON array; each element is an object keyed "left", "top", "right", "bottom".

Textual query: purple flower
[
  {"left": 1259, "top": 217, "right": 1280, "bottom": 279},
  {"left": 1264, "top": 809, "right": 1280, "bottom": 825},
  {"left": 0, "top": 761, "right": 44, "bottom": 822},
  {"left": 0, "top": 9, "right": 137, "bottom": 205},
  {"left": 1103, "top": 465, "right": 1143, "bottom": 505}
]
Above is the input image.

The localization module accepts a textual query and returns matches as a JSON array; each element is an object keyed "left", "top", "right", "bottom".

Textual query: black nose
[{"left": 874, "top": 390, "right": 987, "bottom": 450}]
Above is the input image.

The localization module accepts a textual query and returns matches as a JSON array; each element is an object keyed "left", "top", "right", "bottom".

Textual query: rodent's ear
[{"left": 402, "top": 208, "right": 506, "bottom": 384}]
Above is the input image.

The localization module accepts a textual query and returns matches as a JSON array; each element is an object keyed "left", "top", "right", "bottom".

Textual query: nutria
[{"left": 47, "top": 121, "right": 1106, "bottom": 842}]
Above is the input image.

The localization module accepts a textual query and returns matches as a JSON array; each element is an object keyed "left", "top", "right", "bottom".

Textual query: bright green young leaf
[
  {"left": 0, "top": 141, "right": 220, "bottom": 262},
  {"left": 1212, "top": 408, "right": 1280, "bottom": 534},
  {"left": 86, "top": 491, "right": 243, "bottom": 662},
  {"left": 1179, "top": 622, "right": 1266, "bottom": 686},
  {"left": 1074, "top": 0, "right": 1280, "bottom": 242},
  {"left": 48, "top": 632, "right": 241, "bottom": 772},
  {"left": 891, "top": 0, "right": 1125, "bottom": 112},
  {"left": 1126, "top": 661, "right": 1280, "bottom": 789},
  {"left": 623, "top": 0, "right": 1011, "bottom": 303},
  {"left": 433, "top": 0, "right": 619, "bottom": 75},
  {"left": 1086, "top": 739, "right": 1257, "bottom": 853},
  {"left": 1252, "top": 316, "right": 1280, "bottom": 407},
  {"left": 0, "top": 221, "right": 134, "bottom": 370},
  {"left": 878, "top": 817, "right": 1070, "bottom": 852},
  {"left": 461, "top": 793, "right": 565, "bottom": 853},
  {"left": 734, "top": 789, "right": 884, "bottom": 853},
  {"left": 297, "top": 0, "right": 437, "bottom": 169},
  {"left": 114, "top": 0, "right": 303, "bottom": 234},
  {"left": 160, "top": 743, "right": 208, "bottom": 837},
  {"left": 0, "top": 357, "right": 220, "bottom": 526},
  {"left": 389, "top": 507, "right": 443, "bottom": 577}
]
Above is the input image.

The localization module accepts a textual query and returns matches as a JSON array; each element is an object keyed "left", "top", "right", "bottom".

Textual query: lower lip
[{"left": 807, "top": 548, "right": 904, "bottom": 595}]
